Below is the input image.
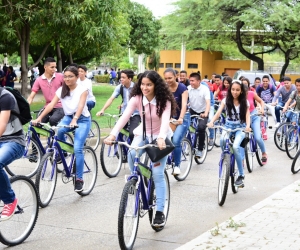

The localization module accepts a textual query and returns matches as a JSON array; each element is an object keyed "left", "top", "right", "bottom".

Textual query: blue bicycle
[
  {"left": 116, "top": 141, "right": 170, "bottom": 250},
  {"left": 285, "top": 111, "right": 300, "bottom": 159}
]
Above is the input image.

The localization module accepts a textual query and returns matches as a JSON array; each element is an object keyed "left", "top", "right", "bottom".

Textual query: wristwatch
[{"left": 73, "top": 116, "right": 79, "bottom": 120}]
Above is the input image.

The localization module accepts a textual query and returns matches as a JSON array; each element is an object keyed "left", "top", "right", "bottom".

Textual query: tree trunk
[
  {"left": 20, "top": 23, "right": 30, "bottom": 97},
  {"left": 56, "top": 42, "right": 62, "bottom": 72},
  {"left": 69, "top": 53, "right": 73, "bottom": 64},
  {"left": 280, "top": 49, "right": 291, "bottom": 80}
]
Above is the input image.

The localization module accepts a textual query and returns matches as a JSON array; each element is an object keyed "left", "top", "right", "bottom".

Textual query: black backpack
[{"left": 0, "top": 87, "right": 31, "bottom": 125}]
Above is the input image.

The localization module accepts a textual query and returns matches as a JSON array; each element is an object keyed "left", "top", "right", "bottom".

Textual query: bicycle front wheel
[
  {"left": 194, "top": 132, "right": 208, "bottom": 164},
  {"left": 118, "top": 178, "right": 139, "bottom": 250},
  {"left": 100, "top": 138, "right": 123, "bottom": 178},
  {"left": 274, "top": 122, "right": 292, "bottom": 151},
  {"left": 149, "top": 170, "right": 170, "bottom": 232},
  {"left": 35, "top": 152, "right": 58, "bottom": 208},
  {"left": 77, "top": 146, "right": 98, "bottom": 196},
  {"left": 0, "top": 176, "right": 39, "bottom": 246},
  {"left": 85, "top": 120, "right": 101, "bottom": 151},
  {"left": 244, "top": 142, "right": 254, "bottom": 173},
  {"left": 291, "top": 150, "right": 300, "bottom": 174},
  {"left": 218, "top": 154, "right": 230, "bottom": 206},
  {"left": 285, "top": 126, "right": 299, "bottom": 159},
  {"left": 207, "top": 127, "right": 215, "bottom": 151},
  {"left": 5, "top": 138, "right": 42, "bottom": 178},
  {"left": 174, "top": 138, "right": 192, "bottom": 181}
]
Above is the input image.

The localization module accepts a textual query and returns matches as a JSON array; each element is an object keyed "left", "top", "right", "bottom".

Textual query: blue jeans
[
  {"left": 57, "top": 115, "right": 91, "bottom": 179},
  {"left": 172, "top": 113, "right": 190, "bottom": 167},
  {"left": 250, "top": 110, "right": 266, "bottom": 153},
  {"left": 128, "top": 135, "right": 167, "bottom": 212},
  {"left": 275, "top": 101, "right": 292, "bottom": 122},
  {"left": 0, "top": 142, "right": 25, "bottom": 203},
  {"left": 220, "top": 121, "right": 245, "bottom": 177},
  {"left": 109, "top": 77, "right": 116, "bottom": 85},
  {"left": 87, "top": 101, "right": 95, "bottom": 111},
  {"left": 208, "top": 106, "right": 215, "bottom": 139}
]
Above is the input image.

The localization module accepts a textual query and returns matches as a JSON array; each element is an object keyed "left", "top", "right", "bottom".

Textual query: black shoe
[
  {"left": 234, "top": 176, "right": 245, "bottom": 187},
  {"left": 56, "top": 152, "right": 69, "bottom": 164},
  {"left": 153, "top": 211, "right": 165, "bottom": 227},
  {"left": 74, "top": 179, "right": 84, "bottom": 192},
  {"left": 28, "top": 154, "right": 38, "bottom": 163}
]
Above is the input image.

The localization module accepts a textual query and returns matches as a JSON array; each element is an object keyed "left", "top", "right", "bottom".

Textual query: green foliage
[
  {"left": 95, "top": 75, "right": 110, "bottom": 83},
  {"left": 148, "top": 50, "right": 160, "bottom": 71}
]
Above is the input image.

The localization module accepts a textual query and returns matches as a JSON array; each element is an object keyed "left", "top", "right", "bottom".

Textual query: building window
[
  {"left": 175, "top": 63, "right": 181, "bottom": 68},
  {"left": 188, "top": 64, "right": 198, "bottom": 69},
  {"left": 166, "top": 63, "right": 173, "bottom": 68},
  {"left": 159, "top": 63, "right": 164, "bottom": 68}
]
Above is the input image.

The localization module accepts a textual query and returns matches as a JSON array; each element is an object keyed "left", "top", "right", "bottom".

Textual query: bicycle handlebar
[
  {"left": 102, "top": 113, "right": 122, "bottom": 119},
  {"left": 109, "top": 140, "right": 171, "bottom": 150},
  {"left": 33, "top": 122, "right": 79, "bottom": 130},
  {"left": 190, "top": 114, "right": 205, "bottom": 120},
  {"left": 208, "top": 125, "right": 248, "bottom": 134}
]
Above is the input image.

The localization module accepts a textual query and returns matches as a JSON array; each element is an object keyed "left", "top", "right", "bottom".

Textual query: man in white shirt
[{"left": 188, "top": 73, "right": 210, "bottom": 158}]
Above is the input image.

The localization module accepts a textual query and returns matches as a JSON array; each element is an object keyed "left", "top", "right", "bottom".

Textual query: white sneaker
[
  {"left": 173, "top": 166, "right": 181, "bottom": 175},
  {"left": 275, "top": 122, "right": 280, "bottom": 128}
]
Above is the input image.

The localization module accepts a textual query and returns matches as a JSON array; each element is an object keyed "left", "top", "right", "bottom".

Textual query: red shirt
[{"left": 207, "top": 82, "right": 218, "bottom": 93}]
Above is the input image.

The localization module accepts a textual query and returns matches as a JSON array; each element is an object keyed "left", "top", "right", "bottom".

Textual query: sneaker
[
  {"left": 275, "top": 122, "right": 280, "bottom": 128},
  {"left": 208, "top": 139, "right": 214, "bottom": 146},
  {"left": 234, "top": 176, "right": 245, "bottom": 187},
  {"left": 173, "top": 166, "right": 181, "bottom": 175},
  {"left": 1, "top": 198, "right": 18, "bottom": 221},
  {"left": 195, "top": 149, "right": 203, "bottom": 158},
  {"left": 262, "top": 132, "right": 268, "bottom": 140},
  {"left": 74, "top": 179, "right": 84, "bottom": 192},
  {"left": 153, "top": 211, "right": 165, "bottom": 227}
]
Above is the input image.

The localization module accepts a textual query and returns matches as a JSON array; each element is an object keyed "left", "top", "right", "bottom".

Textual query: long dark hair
[
  {"left": 225, "top": 80, "right": 248, "bottom": 123},
  {"left": 221, "top": 76, "right": 232, "bottom": 90},
  {"left": 61, "top": 66, "right": 78, "bottom": 98},
  {"left": 130, "top": 70, "right": 177, "bottom": 117}
]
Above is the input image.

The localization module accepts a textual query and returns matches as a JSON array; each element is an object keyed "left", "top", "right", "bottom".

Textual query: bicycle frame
[{"left": 219, "top": 136, "right": 235, "bottom": 178}]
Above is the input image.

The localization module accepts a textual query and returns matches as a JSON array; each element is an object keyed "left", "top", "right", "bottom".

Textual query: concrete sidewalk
[{"left": 177, "top": 179, "right": 300, "bottom": 250}]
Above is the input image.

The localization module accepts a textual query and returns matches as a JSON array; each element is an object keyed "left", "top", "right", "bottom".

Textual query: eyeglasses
[{"left": 63, "top": 75, "right": 75, "bottom": 79}]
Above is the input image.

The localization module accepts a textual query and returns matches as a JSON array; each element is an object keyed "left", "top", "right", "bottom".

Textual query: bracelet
[{"left": 73, "top": 116, "right": 79, "bottom": 120}]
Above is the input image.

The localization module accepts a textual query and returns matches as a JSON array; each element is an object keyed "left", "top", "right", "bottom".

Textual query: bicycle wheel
[
  {"left": 118, "top": 178, "right": 139, "bottom": 250},
  {"left": 291, "top": 150, "right": 300, "bottom": 174},
  {"left": 100, "top": 138, "right": 123, "bottom": 178},
  {"left": 0, "top": 176, "right": 39, "bottom": 246},
  {"left": 35, "top": 152, "right": 58, "bottom": 208},
  {"left": 149, "top": 170, "right": 170, "bottom": 232},
  {"left": 207, "top": 127, "right": 216, "bottom": 151},
  {"left": 244, "top": 141, "right": 254, "bottom": 173},
  {"left": 255, "top": 144, "right": 263, "bottom": 166},
  {"left": 174, "top": 138, "right": 193, "bottom": 181},
  {"left": 194, "top": 132, "right": 208, "bottom": 164},
  {"left": 5, "top": 138, "right": 42, "bottom": 178},
  {"left": 77, "top": 146, "right": 98, "bottom": 196},
  {"left": 230, "top": 157, "right": 239, "bottom": 193},
  {"left": 214, "top": 118, "right": 223, "bottom": 147},
  {"left": 85, "top": 120, "right": 100, "bottom": 151},
  {"left": 274, "top": 122, "right": 292, "bottom": 151},
  {"left": 218, "top": 154, "right": 230, "bottom": 206},
  {"left": 57, "top": 133, "right": 74, "bottom": 173},
  {"left": 285, "top": 126, "right": 299, "bottom": 159}
]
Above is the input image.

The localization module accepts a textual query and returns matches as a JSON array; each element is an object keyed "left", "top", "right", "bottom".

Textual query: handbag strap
[{"left": 141, "top": 96, "right": 153, "bottom": 141}]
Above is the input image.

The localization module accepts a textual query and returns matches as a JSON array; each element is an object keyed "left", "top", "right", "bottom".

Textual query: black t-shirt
[{"left": 0, "top": 93, "right": 15, "bottom": 111}]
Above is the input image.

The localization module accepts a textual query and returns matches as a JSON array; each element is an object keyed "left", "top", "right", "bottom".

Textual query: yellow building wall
[
  {"left": 214, "top": 60, "right": 251, "bottom": 77},
  {"left": 272, "top": 74, "right": 300, "bottom": 83}
]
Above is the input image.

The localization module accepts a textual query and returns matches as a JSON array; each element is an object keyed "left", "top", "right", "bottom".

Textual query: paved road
[{"left": 3, "top": 119, "right": 300, "bottom": 249}]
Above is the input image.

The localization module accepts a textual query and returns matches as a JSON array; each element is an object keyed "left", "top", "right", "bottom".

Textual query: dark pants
[
  {"left": 124, "top": 115, "right": 141, "bottom": 143},
  {"left": 41, "top": 108, "right": 65, "bottom": 126},
  {"left": 190, "top": 109, "right": 208, "bottom": 151}
]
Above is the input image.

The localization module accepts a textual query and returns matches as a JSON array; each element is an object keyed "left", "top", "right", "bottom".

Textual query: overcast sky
[{"left": 132, "top": 0, "right": 176, "bottom": 18}]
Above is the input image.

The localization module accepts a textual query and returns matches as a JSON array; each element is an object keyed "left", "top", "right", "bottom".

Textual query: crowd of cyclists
[{"left": 2, "top": 57, "right": 300, "bottom": 247}]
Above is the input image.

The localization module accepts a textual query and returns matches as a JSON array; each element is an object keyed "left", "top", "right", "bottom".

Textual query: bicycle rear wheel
[
  {"left": 5, "top": 138, "right": 42, "bottom": 178},
  {"left": 174, "top": 138, "right": 192, "bottom": 181},
  {"left": 77, "top": 146, "right": 98, "bottom": 196},
  {"left": 244, "top": 141, "right": 254, "bottom": 173},
  {"left": 0, "top": 176, "right": 39, "bottom": 246},
  {"left": 85, "top": 120, "right": 100, "bottom": 151},
  {"left": 149, "top": 170, "right": 170, "bottom": 232},
  {"left": 291, "top": 150, "right": 300, "bottom": 174},
  {"left": 207, "top": 127, "right": 216, "bottom": 151},
  {"left": 274, "top": 122, "right": 292, "bottom": 151},
  {"left": 194, "top": 132, "right": 208, "bottom": 164},
  {"left": 285, "top": 126, "right": 299, "bottom": 159},
  {"left": 57, "top": 133, "right": 74, "bottom": 173},
  {"left": 255, "top": 144, "right": 263, "bottom": 166},
  {"left": 100, "top": 138, "right": 123, "bottom": 178},
  {"left": 35, "top": 152, "right": 58, "bottom": 208},
  {"left": 218, "top": 154, "right": 230, "bottom": 206},
  {"left": 118, "top": 178, "right": 139, "bottom": 250}
]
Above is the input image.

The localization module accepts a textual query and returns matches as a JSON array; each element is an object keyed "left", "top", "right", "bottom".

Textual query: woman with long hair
[
  {"left": 104, "top": 70, "right": 177, "bottom": 227},
  {"left": 214, "top": 76, "right": 232, "bottom": 101}
]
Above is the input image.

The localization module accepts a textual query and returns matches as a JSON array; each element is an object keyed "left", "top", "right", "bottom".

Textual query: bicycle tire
[
  {"left": 77, "top": 146, "right": 98, "bottom": 196},
  {"left": 255, "top": 144, "right": 263, "bottom": 166},
  {"left": 174, "top": 138, "right": 193, "bottom": 181},
  {"left": 85, "top": 120, "right": 101, "bottom": 151},
  {"left": 244, "top": 142, "right": 254, "bottom": 173},
  {"left": 274, "top": 122, "right": 292, "bottom": 151},
  {"left": 0, "top": 176, "right": 39, "bottom": 246},
  {"left": 118, "top": 178, "right": 139, "bottom": 250},
  {"left": 291, "top": 149, "right": 300, "bottom": 174},
  {"left": 285, "top": 126, "right": 299, "bottom": 159},
  {"left": 207, "top": 127, "right": 216, "bottom": 151},
  {"left": 194, "top": 132, "right": 208, "bottom": 164},
  {"left": 149, "top": 170, "right": 170, "bottom": 232},
  {"left": 230, "top": 156, "right": 239, "bottom": 194},
  {"left": 35, "top": 152, "right": 58, "bottom": 208},
  {"left": 100, "top": 137, "right": 123, "bottom": 178},
  {"left": 5, "top": 138, "right": 43, "bottom": 178},
  {"left": 57, "top": 133, "right": 74, "bottom": 173},
  {"left": 218, "top": 154, "right": 230, "bottom": 206}
]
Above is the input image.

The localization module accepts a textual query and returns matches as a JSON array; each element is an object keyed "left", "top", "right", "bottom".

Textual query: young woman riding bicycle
[
  {"left": 164, "top": 68, "right": 190, "bottom": 176},
  {"left": 208, "top": 80, "right": 251, "bottom": 187},
  {"left": 104, "top": 70, "right": 177, "bottom": 227}
]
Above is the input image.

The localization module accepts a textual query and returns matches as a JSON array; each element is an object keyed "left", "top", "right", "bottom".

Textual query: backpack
[
  {"left": 0, "top": 87, "right": 31, "bottom": 125},
  {"left": 119, "top": 85, "right": 124, "bottom": 114}
]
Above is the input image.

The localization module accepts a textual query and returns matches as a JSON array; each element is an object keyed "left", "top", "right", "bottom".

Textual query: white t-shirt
[
  {"left": 222, "top": 98, "right": 249, "bottom": 122},
  {"left": 77, "top": 78, "right": 96, "bottom": 102},
  {"left": 188, "top": 84, "right": 210, "bottom": 113},
  {"left": 56, "top": 84, "right": 90, "bottom": 117}
]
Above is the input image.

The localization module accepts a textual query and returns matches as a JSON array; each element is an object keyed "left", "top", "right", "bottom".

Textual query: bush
[{"left": 95, "top": 75, "right": 109, "bottom": 83}]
